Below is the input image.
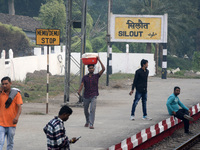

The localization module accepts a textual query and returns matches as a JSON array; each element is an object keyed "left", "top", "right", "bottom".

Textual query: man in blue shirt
[{"left": 166, "top": 86, "right": 194, "bottom": 134}]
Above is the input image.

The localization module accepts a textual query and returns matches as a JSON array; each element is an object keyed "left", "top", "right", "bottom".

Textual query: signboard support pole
[
  {"left": 109, "top": 43, "right": 112, "bottom": 75},
  {"left": 46, "top": 45, "right": 49, "bottom": 114},
  {"left": 106, "top": 44, "right": 110, "bottom": 86},
  {"left": 161, "top": 43, "right": 167, "bottom": 79}
]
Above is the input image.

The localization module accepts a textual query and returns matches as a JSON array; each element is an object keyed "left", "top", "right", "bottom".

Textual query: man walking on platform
[
  {"left": 166, "top": 86, "right": 194, "bottom": 134},
  {"left": 78, "top": 56, "right": 105, "bottom": 129},
  {"left": 0, "top": 76, "right": 23, "bottom": 150},
  {"left": 129, "top": 59, "right": 152, "bottom": 121}
]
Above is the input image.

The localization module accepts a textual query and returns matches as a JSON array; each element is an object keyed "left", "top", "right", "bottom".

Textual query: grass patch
[
  {"left": 12, "top": 75, "right": 79, "bottom": 103},
  {"left": 12, "top": 73, "right": 134, "bottom": 103},
  {"left": 109, "top": 73, "right": 133, "bottom": 80},
  {"left": 167, "top": 56, "right": 192, "bottom": 70},
  {"left": 26, "top": 112, "right": 45, "bottom": 115}
]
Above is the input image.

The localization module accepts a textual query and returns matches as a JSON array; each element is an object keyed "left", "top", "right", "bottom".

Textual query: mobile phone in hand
[{"left": 76, "top": 136, "right": 81, "bottom": 141}]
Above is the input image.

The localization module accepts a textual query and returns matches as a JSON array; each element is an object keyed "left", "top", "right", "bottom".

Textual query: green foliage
[
  {"left": 0, "top": 0, "right": 46, "bottom": 17},
  {"left": 71, "top": 36, "right": 81, "bottom": 52},
  {"left": 0, "top": 0, "right": 8, "bottom": 13},
  {"left": 112, "top": 42, "right": 147, "bottom": 53},
  {"left": 174, "top": 70, "right": 185, "bottom": 76},
  {"left": 71, "top": 37, "right": 93, "bottom": 52},
  {"left": 15, "top": 0, "right": 46, "bottom": 17},
  {"left": 167, "top": 56, "right": 192, "bottom": 70},
  {"left": 91, "top": 32, "right": 107, "bottom": 52},
  {"left": 38, "top": 0, "right": 66, "bottom": 40},
  {"left": 126, "top": 0, "right": 200, "bottom": 57},
  {"left": 0, "top": 0, "right": 199, "bottom": 56},
  {"left": 86, "top": 13, "right": 93, "bottom": 36},
  {"left": 0, "top": 23, "right": 32, "bottom": 57},
  {"left": 192, "top": 51, "right": 200, "bottom": 70},
  {"left": 99, "top": 45, "right": 122, "bottom": 53},
  {"left": 88, "top": 0, "right": 108, "bottom": 23},
  {"left": 130, "top": 43, "right": 147, "bottom": 53},
  {"left": 109, "top": 73, "right": 133, "bottom": 80},
  {"left": 86, "top": 40, "right": 93, "bottom": 52}
]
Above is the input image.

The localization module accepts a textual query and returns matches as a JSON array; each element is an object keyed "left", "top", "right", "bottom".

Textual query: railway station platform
[{"left": 9, "top": 77, "right": 200, "bottom": 150}]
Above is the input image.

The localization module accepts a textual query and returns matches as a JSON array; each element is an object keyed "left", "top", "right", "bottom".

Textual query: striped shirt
[
  {"left": 82, "top": 73, "right": 100, "bottom": 98},
  {"left": 43, "top": 117, "right": 70, "bottom": 150}
]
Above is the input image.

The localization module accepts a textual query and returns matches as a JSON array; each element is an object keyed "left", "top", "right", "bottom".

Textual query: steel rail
[{"left": 174, "top": 132, "right": 200, "bottom": 150}]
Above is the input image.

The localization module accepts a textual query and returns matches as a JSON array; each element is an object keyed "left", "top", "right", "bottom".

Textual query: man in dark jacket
[{"left": 129, "top": 59, "right": 152, "bottom": 121}]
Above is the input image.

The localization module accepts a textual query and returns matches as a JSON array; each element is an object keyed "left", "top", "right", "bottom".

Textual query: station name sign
[
  {"left": 110, "top": 14, "right": 168, "bottom": 43},
  {"left": 36, "top": 29, "right": 60, "bottom": 45}
]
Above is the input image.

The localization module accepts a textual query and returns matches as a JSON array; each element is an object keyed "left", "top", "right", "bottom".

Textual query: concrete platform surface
[{"left": 2, "top": 77, "right": 200, "bottom": 150}]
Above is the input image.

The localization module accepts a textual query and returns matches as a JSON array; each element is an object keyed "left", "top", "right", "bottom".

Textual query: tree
[
  {"left": 15, "top": 0, "right": 46, "bottom": 17},
  {"left": 0, "top": 23, "right": 32, "bottom": 57},
  {"left": 8, "top": 0, "right": 15, "bottom": 15},
  {"left": 125, "top": 0, "right": 199, "bottom": 57},
  {"left": 38, "top": 0, "right": 66, "bottom": 40}
]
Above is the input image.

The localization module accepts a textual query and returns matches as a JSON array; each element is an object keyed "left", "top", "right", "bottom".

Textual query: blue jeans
[
  {"left": 131, "top": 90, "right": 147, "bottom": 117},
  {"left": 0, "top": 126, "right": 16, "bottom": 150}
]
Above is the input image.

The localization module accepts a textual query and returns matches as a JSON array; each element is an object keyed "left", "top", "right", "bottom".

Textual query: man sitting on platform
[{"left": 166, "top": 86, "right": 194, "bottom": 134}]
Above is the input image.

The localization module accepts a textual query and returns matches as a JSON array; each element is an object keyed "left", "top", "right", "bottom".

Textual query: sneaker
[
  {"left": 183, "top": 115, "right": 194, "bottom": 121},
  {"left": 142, "top": 116, "right": 152, "bottom": 121},
  {"left": 130, "top": 116, "right": 135, "bottom": 120},
  {"left": 89, "top": 125, "right": 94, "bottom": 129},
  {"left": 84, "top": 123, "right": 89, "bottom": 127}
]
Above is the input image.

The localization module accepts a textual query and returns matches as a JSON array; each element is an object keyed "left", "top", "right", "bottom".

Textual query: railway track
[
  {"left": 147, "top": 118, "right": 200, "bottom": 150},
  {"left": 174, "top": 132, "right": 200, "bottom": 150}
]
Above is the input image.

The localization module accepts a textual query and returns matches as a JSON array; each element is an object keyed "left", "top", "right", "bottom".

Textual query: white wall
[{"left": 0, "top": 47, "right": 155, "bottom": 81}]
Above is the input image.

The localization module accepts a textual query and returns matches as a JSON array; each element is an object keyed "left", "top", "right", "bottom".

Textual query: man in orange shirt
[{"left": 0, "top": 76, "right": 23, "bottom": 150}]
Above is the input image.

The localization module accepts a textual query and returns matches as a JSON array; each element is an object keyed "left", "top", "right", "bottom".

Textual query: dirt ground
[{"left": 2, "top": 77, "right": 200, "bottom": 150}]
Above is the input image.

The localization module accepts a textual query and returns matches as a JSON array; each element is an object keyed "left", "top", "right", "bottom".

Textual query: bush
[
  {"left": 86, "top": 40, "right": 93, "bottom": 52},
  {"left": 91, "top": 37, "right": 106, "bottom": 52},
  {"left": 0, "top": 23, "right": 32, "bottom": 57},
  {"left": 192, "top": 51, "right": 200, "bottom": 70},
  {"left": 99, "top": 45, "right": 122, "bottom": 53},
  {"left": 167, "top": 56, "right": 192, "bottom": 70}
]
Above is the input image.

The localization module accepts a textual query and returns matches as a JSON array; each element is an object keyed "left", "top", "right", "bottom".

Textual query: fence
[{"left": 0, "top": 46, "right": 155, "bottom": 81}]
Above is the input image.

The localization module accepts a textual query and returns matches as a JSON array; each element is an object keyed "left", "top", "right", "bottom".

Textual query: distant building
[{"left": 0, "top": 13, "right": 42, "bottom": 43}]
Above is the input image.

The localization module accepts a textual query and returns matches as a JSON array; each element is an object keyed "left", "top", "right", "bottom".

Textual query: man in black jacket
[{"left": 129, "top": 59, "right": 152, "bottom": 121}]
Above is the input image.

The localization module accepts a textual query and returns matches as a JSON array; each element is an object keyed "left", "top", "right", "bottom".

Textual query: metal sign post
[
  {"left": 46, "top": 45, "right": 49, "bottom": 114},
  {"left": 36, "top": 29, "right": 60, "bottom": 114},
  {"left": 106, "top": 0, "right": 113, "bottom": 86},
  {"left": 64, "top": 0, "right": 72, "bottom": 103}
]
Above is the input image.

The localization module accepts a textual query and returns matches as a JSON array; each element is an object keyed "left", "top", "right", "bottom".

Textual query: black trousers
[{"left": 174, "top": 109, "right": 189, "bottom": 133}]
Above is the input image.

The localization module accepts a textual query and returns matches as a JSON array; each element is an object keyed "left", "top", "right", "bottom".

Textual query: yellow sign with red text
[{"left": 36, "top": 29, "right": 60, "bottom": 45}]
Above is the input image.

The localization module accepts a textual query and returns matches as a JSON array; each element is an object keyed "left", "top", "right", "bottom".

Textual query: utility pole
[
  {"left": 64, "top": 0, "right": 72, "bottom": 103},
  {"left": 79, "top": 0, "right": 87, "bottom": 103},
  {"left": 106, "top": 0, "right": 112, "bottom": 86}
]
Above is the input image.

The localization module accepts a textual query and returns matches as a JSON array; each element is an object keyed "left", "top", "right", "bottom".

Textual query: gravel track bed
[{"left": 147, "top": 118, "right": 200, "bottom": 150}]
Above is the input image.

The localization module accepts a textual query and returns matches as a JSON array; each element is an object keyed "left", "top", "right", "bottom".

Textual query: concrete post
[
  {"left": 34, "top": 48, "right": 41, "bottom": 56},
  {"left": 55, "top": 46, "right": 61, "bottom": 54},
  {"left": 1, "top": 50, "right": 5, "bottom": 59},
  {"left": 9, "top": 49, "right": 13, "bottom": 59},
  {"left": 126, "top": 44, "right": 129, "bottom": 53}
]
